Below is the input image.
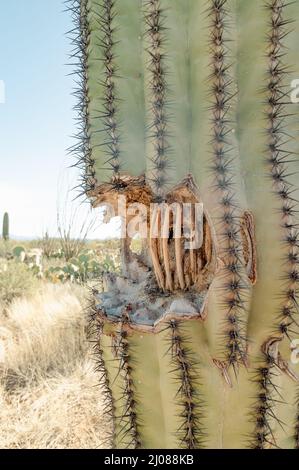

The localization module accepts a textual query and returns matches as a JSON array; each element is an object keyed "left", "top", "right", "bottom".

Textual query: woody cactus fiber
[{"left": 67, "top": 0, "right": 299, "bottom": 449}]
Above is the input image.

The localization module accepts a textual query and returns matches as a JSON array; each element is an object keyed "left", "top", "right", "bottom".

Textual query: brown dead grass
[{"left": 0, "top": 283, "right": 112, "bottom": 449}]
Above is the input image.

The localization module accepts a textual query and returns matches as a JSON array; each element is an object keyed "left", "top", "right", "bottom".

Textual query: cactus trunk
[
  {"left": 68, "top": 0, "right": 299, "bottom": 448},
  {"left": 2, "top": 212, "right": 9, "bottom": 241}
]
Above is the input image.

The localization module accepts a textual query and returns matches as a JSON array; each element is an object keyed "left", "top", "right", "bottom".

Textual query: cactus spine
[{"left": 68, "top": 0, "right": 299, "bottom": 449}]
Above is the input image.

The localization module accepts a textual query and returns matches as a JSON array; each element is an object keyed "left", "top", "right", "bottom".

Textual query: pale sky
[{"left": 0, "top": 0, "right": 119, "bottom": 239}]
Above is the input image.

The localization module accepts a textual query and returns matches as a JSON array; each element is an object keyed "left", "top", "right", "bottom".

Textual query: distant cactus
[
  {"left": 2, "top": 212, "right": 9, "bottom": 241},
  {"left": 68, "top": 0, "right": 299, "bottom": 449}
]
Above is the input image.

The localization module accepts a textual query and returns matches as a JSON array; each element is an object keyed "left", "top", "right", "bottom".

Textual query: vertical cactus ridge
[
  {"left": 251, "top": 367, "right": 277, "bottom": 449},
  {"left": 208, "top": 0, "right": 249, "bottom": 372},
  {"left": 144, "top": 0, "right": 171, "bottom": 202},
  {"left": 250, "top": 359, "right": 281, "bottom": 449},
  {"left": 66, "top": 0, "right": 96, "bottom": 197},
  {"left": 115, "top": 309, "right": 141, "bottom": 449},
  {"left": 88, "top": 299, "right": 115, "bottom": 446},
  {"left": 168, "top": 320, "right": 204, "bottom": 449},
  {"left": 264, "top": 0, "right": 299, "bottom": 342},
  {"left": 93, "top": 0, "right": 123, "bottom": 189}
]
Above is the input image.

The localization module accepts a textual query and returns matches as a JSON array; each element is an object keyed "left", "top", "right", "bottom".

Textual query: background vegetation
[{"left": 0, "top": 237, "right": 120, "bottom": 448}]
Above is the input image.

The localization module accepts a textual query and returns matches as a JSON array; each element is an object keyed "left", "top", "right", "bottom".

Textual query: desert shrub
[
  {"left": 0, "top": 261, "right": 37, "bottom": 305},
  {"left": 38, "top": 232, "right": 58, "bottom": 259},
  {"left": 44, "top": 249, "right": 119, "bottom": 284},
  {"left": 0, "top": 240, "right": 14, "bottom": 259}
]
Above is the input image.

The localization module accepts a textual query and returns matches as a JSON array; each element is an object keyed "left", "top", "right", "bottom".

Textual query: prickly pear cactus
[{"left": 68, "top": 0, "right": 299, "bottom": 448}]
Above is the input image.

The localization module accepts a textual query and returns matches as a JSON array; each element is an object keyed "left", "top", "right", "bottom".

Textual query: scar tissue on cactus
[
  {"left": 67, "top": 0, "right": 299, "bottom": 449},
  {"left": 2, "top": 212, "right": 9, "bottom": 241}
]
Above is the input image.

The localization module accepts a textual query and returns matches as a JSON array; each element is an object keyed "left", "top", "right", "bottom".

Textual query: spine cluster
[
  {"left": 168, "top": 320, "right": 203, "bottom": 449},
  {"left": 66, "top": 0, "right": 96, "bottom": 196},
  {"left": 208, "top": 0, "right": 248, "bottom": 372},
  {"left": 144, "top": 0, "right": 171, "bottom": 202}
]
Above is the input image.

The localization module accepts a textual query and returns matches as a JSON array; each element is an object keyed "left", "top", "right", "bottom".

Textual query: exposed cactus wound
[
  {"left": 240, "top": 211, "right": 257, "bottom": 285},
  {"left": 92, "top": 174, "right": 256, "bottom": 329}
]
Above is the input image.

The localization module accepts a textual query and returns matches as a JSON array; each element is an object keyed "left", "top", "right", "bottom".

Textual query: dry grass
[
  {"left": 0, "top": 261, "right": 38, "bottom": 306},
  {"left": 0, "top": 282, "right": 112, "bottom": 449}
]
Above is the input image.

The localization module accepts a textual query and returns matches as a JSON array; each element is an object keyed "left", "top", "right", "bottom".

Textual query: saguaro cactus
[
  {"left": 68, "top": 0, "right": 299, "bottom": 448},
  {"left": 2, "top": 212, "right": 9, "bottom": 241}
]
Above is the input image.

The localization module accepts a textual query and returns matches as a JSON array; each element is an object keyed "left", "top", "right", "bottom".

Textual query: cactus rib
[
  {"left": 66, "top": 0, "right": 96, "bottom": 197},
  {"left": 255, "top": 1, "right": 299, "bottom": 448},
  {"left": 264, "top": 0, "right": 299, "bottom": 342},
  {"left": 89, "top": 298, "right": 116, "bottom": 446},
  {"left": 251, "top": 359, "right": 281, "bottom": 449},
  {"left": 168, "top": 320, "right": 204, "bottom": 449},
  {"left": 93, "top": 0, "right": 123, "bottom": 189},
  {"left": 145, "top": 0, "right": 171, "bottom": 202},
  {"left": 115, "top": 309, "right": 141, "bottom": 448},
  {"left": 208, "top": 0, "right": 249, "bottom": 372}
]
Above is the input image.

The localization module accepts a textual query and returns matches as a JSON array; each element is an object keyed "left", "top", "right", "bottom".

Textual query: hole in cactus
[
  {"left": 129, "top": 234, "right": 142, "bottom": 256},
  {"left": 93, "top": 175, "right": 219, "bottom": 328},
  {"left": 92, "top": 175, "right": 257, "bottom": 328}
]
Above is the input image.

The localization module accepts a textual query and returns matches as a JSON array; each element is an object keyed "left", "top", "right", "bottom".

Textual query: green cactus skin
[
  {"left": 2, "top": 212, "right": 9, "bottom": 241},
  {"left": 67, "top": 0, "right": 299, "bottom": 448}
]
